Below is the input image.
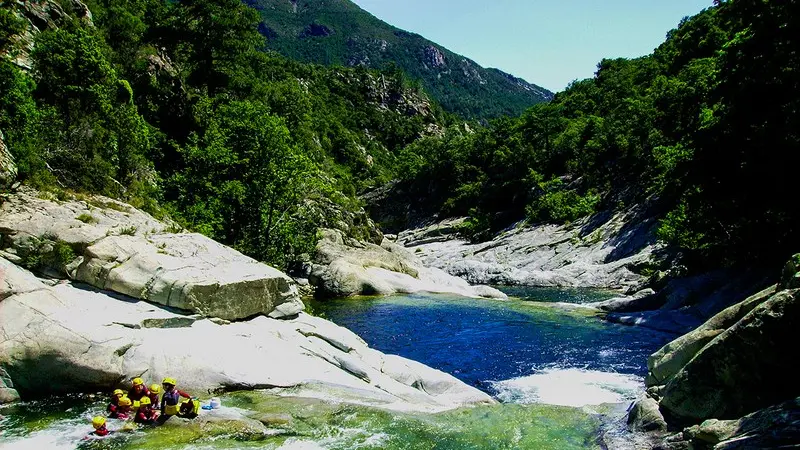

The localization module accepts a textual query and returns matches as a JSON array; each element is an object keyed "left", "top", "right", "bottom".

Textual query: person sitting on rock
[
  {"left": 134, "top": 397, "right": 159, "bottom": 425},
  {"left": 110, "top": 396, "right": 132, "bottom": 419},
  {"left": 148, "top": 383, "right": 161, "bottom": 406},
  {"left": 158, "top": 377, "right": 192, "bottom": 423},
  {"left": 127, "top": 377, "right": 150, "bottom": 402},
  {"left": 89, "top": 416, "right": 111, "bottom": 437},
  {"left": 106, "top": 389, "right": 125, "bottom": 415}
]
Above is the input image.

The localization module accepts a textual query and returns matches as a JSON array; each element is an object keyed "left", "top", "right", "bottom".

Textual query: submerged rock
[
  {"left": 309, "top": 229, "right": 506, "bottom": 299},
  {"left": 0, "top": 189, "right": 303, "bottom": 320},
  {"left": 0, "top": 258, "right": 493, "bottom": 410}
]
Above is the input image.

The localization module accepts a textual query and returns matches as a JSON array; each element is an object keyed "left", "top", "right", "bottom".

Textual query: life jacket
[
  {"left": 148, "top": 392, "right": 159, "bottom": 406},
  {"left": 106, "top": 396, "right": 121, "bottom": 413},
  {"left": 162, "top": 389, "right": 181, "bottom": 416},
  {"left": 109, "top": 410, "right": 129, "bottom": 420}
]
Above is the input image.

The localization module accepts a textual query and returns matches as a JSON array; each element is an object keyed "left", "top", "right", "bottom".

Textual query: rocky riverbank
[
  {"left": 391, "top": 209, "right": 800, "bottom": 447},
  {"left": 0, "top": 188, "right": 493, "bottom": 411},
  {"left": 396, "top": 206, "right": 661, "bottom": 292},
  {"left": 395, "top": 209, "right": 772, "bottom": 335},
  {"left": 624, "top": 257, "right": 800, "bottom": 449}
]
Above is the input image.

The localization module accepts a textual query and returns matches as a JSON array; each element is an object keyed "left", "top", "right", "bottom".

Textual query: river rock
[
  {"left": 657, "top": 287, "right": 800, "bottom": 422},
  {"left": 713, "top": 396, "right": 800, "bottom": 449},
  {"left": 0, "top": 189, "right": 303, "bottom": 320},
  {"left": 592, "top": 288, "right": 658, "bottom": 312},
  {"left": 656, "top": 397, "right": 800, "bottom": 450},
  {"left": 0, "top": 130, "right": 16, "bottom": 191},
  {"left": 627, "top": 395, "right": 668, "bottom": 432},
  {"left": 682, "top": 419, "right": 737, "bottom": 445},
  {"left": 75, "top": 233, "right": 302, "bottom": 320},
  {"left": 779, "top": 253, "right": 800, "bottom": 290},
  {"left": 309, "top": 229, "right": 506, "bottom": 299},
  {"left": 646, "top": 285, "right": 776, "bottom": 386},
  {"left": 0, "top": 258, "right": 494, "bottom": 410},
  {"left": 0, "top": 367, "right": 20, "bottom": 403}
]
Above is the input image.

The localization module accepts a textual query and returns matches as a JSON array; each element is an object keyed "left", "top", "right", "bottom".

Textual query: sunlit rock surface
[{"left": 0, "top": 257, "right": 493, "bottom": 410}]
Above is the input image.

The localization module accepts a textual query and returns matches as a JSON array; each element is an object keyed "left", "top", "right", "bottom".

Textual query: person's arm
[
  {"left": 160, "top": 395, "right": 166, "bottom": 413},
  {"left": 177, "top": 390, "right": 192, "bottom": 399}
]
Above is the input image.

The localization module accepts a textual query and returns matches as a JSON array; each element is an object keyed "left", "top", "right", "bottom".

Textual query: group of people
[{"left": 90, "top": 376, "right": 200, "bottom": 437}]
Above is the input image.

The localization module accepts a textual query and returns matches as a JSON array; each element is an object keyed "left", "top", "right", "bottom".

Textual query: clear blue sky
[{"left": 351, "top": 0, "right": 715, "bottom": 92}]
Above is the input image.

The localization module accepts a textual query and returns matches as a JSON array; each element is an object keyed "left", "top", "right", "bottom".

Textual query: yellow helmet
[
  {"left": 149, "top": 384, "right": 161, "bottom": 394},
  {"left": 162, "top": 377, "right": 176, "bottom": 386},
  {"left": 132, "top": 377, "right": 144, "bottom": 386},
  {"left": 140, "top": 397, "right": 151, "bottom": 406},
  {"left": 118, "top": 396, "right": 132, "bottom": 406},
  {"left": 113, "top": 389, "right": 124, "bottom": 396},
  {"left": 92, "top": 416, "right": 106, "bottom": 429}
]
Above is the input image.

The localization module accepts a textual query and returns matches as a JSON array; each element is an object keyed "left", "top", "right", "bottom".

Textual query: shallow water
[
  {"left": 0, "top": 393, "right": 603, "bottom": 449},
  {"left": 1, "top": 289, "right": 672, "bottom": 449}
]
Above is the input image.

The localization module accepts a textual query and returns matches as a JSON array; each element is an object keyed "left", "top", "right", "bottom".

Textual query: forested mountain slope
[
  {"left": 248, "top": 0, "right": 553, "bottom": 120},
  {"left": 3, "top": 0, "right": 798, "bottom": 279}
]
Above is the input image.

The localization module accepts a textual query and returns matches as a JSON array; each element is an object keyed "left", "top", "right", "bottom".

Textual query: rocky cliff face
[
  {"left": 2, "top": 0, "right": 93, "bottom": 70},
  {"left": 0, "top": 130, "right": 16, "bottom": 190}
]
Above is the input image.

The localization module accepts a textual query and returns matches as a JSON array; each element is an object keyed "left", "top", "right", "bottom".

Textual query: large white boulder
[
  {"left": 75, "top": 233, "right": 301, "bottom": 320},
  {"left": 0, "top": 189, "right": 303, "bottom": 320},
  {"left": 0, "top": 258, "right": 493, "bottom": 411},
  {"left": 309, "top": 229, "right": 506, "bottom": 299}
]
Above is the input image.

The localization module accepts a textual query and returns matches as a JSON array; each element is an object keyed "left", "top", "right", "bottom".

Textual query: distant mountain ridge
[{"left": 246, "top": 0, "right": 554, "bottom": 120}]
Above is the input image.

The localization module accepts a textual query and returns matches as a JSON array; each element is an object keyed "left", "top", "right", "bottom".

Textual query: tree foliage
[
  {"left": 0, "top": 0, "right": 444, "bottom": 269},
  {"left": 2, "top": 0, "right": 798, "bottom": 273},
  {"left": 396, "top": 1, "right": 800, "bottom": 269}
]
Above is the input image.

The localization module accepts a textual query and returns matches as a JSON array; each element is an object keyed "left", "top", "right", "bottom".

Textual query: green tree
[{"left": 171, "top": 99, "right": 319, "bottom": 268}]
